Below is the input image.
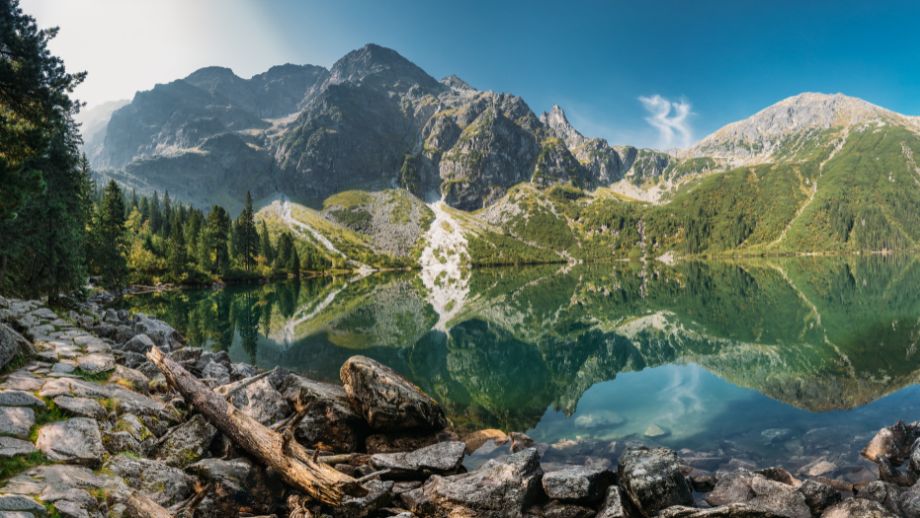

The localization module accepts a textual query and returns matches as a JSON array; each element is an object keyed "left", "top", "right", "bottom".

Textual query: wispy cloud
[{"left": 639, "top": 95, "right": 693, "bottom": 149}]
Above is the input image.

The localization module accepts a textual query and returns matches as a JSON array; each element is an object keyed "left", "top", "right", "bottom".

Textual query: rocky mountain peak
[
  {"left": 441, "top": 75, "right": 474, "bottom": 92},
  {"left": 328, "top": 43, "right": 443, "bottom": 94},
  {"left": 540, "top": 105, "right": 587, "bottom": 149},
  {"left": 687, "top": 92, "right": 917, "bottom": 165}
]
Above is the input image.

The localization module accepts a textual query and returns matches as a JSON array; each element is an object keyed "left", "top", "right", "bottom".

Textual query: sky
[{"left": 22, "top": 0, "right": 920, "bottom": 149}]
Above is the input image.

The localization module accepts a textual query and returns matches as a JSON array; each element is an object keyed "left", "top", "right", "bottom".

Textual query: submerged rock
[
  {"left": 618, "top": 447, "right": 693, "bottom": 515},
  {"left": 340, "top": 355, "right": 447, "bottom": 433},
  {"left": 405, "top": 448, "right": 543, "bottom": 517}
]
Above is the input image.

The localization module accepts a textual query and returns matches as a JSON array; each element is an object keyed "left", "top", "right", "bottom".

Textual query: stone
[
  {"left": 1, "top": 371, "right": 44, "bottom": 391},
  {"left": 187, "top": 457, "right": 253, "bottom": 493},
  {"left": 335, "top": 479, "right": 394, "bottom": 518},
  {"left": 618, "top": 447, "right": 693, "bottom": 515},
  {"left": 800, "top": 458, "right": 837, "bottom": 478},
  {"left": 798, "top": 479, "right": 841, "bottom": 515},
  {"left": 340, "top": 355, "right": 447, "bottom": 432},
  {"left": 821, "top": 498, "right": 897, "bottom": 518},
  {"left": 370, "top": 441, "right": 466, "bottom": 478},
  {"left": 223, "top": 376, "right": 290, "bottom": 425},
  {"left": 2, "top": 464, "right": 106, "bottom": 496},
  {"left": 154, "top": 414, "right": 217, "bottom": 468},
  {"left": 746, "top": 476, "right": 810, "bottom": 518},
  {"left": 658, "top": 504, "right": 787, "bottom": 517},
  {"left": 596, "top": 485, "right": 636, "bottom": 518},
  {"left": 105, "top": 454, "right": 194, "bottom": 507},
  {"left": 102, "top": 430, "right": 144, "bottom": 455},
  {"left": 0, "top": 390, "right": 45, "bottom": 408},
  {"left": 0, "top": 323, "right": 32, "bottom": 371},
  {"left": 76, "top": 353, "right": 116, "bottom": 374},
  {"left": 52, "top": 361, "right": 77, "bottom": 374},
  {"left": 53, "top": 396, "right": 106, "bottom": 419},
  {"left": 542, "top": 465, "right": 614, "bottom": 503},
  {"left": 898, "top": 481, "right": 920, "bottom": 516},
  {"left": 284, "top": 374, "right": 367, "bottom": 452},
  {"left": 405, "top": 448, "right": 543, "bottom": 517},
  {"left": 0, "top": 494, "right": 46, "bottom": 514},
  {"left": 35, "top": 417, "right": 105, "bottom": 465},
  {"left": 110, "top": 364, "right": 149, "bottom": 392},
  {"left": 0, "top": 436, "right": 36, "bottom": 458},
  {"left": 121, "top": 333, "right": 155, "bottom": 354},
  {"left": 707, "top": 470, "right": 756, "bottom": 506},
  {"left": 0, "top": 406, "right": 35, "bottom": 438},
  {"left": 541, "top": 501, "right": 597, "bottom": 518},
  {"left": 132, "top": 315, "right": 182, "bottom": 349},
  {"left": 574, "top": 410, "right": 626, "bottom": 429}
]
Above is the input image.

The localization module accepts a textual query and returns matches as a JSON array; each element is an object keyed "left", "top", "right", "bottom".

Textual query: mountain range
[{"left": 84, "top": 43, "right": 920, "bottom": 263}]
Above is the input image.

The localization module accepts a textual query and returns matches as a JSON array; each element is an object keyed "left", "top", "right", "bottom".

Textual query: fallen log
[{"left": 147, "top": 346, "right": 361, "bottom": 506}]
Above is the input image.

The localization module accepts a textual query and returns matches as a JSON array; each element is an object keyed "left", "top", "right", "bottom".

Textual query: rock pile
[{"left": 0, "top": 294, "right": 918, "bottom": 517}]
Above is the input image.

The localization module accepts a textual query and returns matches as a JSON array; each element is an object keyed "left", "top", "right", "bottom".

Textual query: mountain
[
  {"left": 88, "top": 45, "right": 920, "bottom": 260},
  {"left": 89, "top": 44, "right": 665, "bottom": 212}
]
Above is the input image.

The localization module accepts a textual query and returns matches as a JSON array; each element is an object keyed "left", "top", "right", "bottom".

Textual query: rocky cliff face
[{"left": 90, "top": 44, "right": 683, "bottom": 211}]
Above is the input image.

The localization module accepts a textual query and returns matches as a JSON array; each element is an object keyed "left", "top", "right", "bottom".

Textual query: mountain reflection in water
[{"left": 125, "top": 256, "right": 920, "bottom": 466}]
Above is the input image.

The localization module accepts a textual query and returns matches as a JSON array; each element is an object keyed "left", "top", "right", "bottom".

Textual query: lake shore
[{"left": 0, "top": 294, "right": 917, "bottom": 517}]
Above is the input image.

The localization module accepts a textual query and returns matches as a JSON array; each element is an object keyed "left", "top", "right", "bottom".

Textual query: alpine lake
[{"left": 122, "top": 256, "right": 920, "bottom": 478}]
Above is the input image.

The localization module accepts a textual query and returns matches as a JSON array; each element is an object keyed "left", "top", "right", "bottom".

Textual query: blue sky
[{"left": 26, "top": 0, "right": 920, "bottom": 148}]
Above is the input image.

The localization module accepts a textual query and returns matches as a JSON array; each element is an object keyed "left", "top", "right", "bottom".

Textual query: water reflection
[{"left": 125, "top": 256, "right": 920, "bottom": 465}]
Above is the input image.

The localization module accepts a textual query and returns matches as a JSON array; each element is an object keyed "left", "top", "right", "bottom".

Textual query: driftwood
[{"left": 147, "top": 346, "right": 361, "bottom": 506}]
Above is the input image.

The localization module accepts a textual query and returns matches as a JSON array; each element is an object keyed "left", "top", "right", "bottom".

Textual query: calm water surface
[{"left": 124, "top": 256, "right": 920, "bottom": 475}]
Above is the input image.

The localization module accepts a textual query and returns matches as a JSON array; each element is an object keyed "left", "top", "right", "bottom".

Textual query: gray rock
[
  {"left": 35, "top": 417, "right": 105, "bottom": 465},
  {"left": 707, "top": 470, "right": 756, "bottom": 506},
  {"left": 154, "top": 414, "right": 217, "bottom": 467},
  {"left": 110, "top": 364, "right": 149, "bottom": 392},
  {"left": 1, "top": 464, "right": 106, "bottom": 496},
  {"left": 406, "top": 448, "right": 543, "bottom": 517},
  {"left": 597, "top": 485, "right": 636, "bottom": 518},
  {"left": 102, "top": 430, "right": 144, "bottom": 455},
  {"left": 224, "top": 375, "right": 290, "bottom": 425},
  {"left": 658, "top": 504, "right": 786, "bottom": 517},
  {"left": 898, "top": 481, "right": 920, "bottom": 517},
  {"left": 53, "top": 396, "right": 106, "bottom": 419},
  {"left": 0, "top": 323, "right": 32, "bottom": 371},
  {"left": 187, "top": 457, "right": 253, "bottom": 493},
  {"left": 340, "top": 355, "right": 447, "bottom": 432},
  {"left": 76, "top": 353, "right": 115, "bottom": 374},
  {"left": 0, "top": 494, "right": 46, "bottom": 513},
  {"left": 0, "top": 390, "right": 45, "bottom": 408},
  {"left": 821, "top": 498, "right": 897, "bottom": 517},
  {"left": 540, "top": 501, "right": 597, "bottom": 518},
  {"left": 0, "top": 436, "right": 36, "bottom": 458},
  {"left": 618, "top": 447, "right": 693, "bottom": 515},
  {"left": 132, "top": 315, "right": 181, "bottom": 349},
  {"left": 746, "top": 476, "right": 810, "bottom": 518},
  {"left": 104, "top": 454, "right": 194, "bottom": 507},
  {"left": 0, "top": 406, "right": 35, "bottom": 438},
  {"left": 121, "top": 334, "right": 155, "bottom": 354},
  {"left": 370, "top": 441, "right": 465, "bottom": 477},
  {"left": 284, "top": 374, "right": 367, "bottom": 452},
  {"left": 542, "top": 465, "right": 614, "bottom": 503},
  {"left": 335, "top": 479, "right": 394, "bottom": 518},
  {"left": 798, "top": 479, "right": 841, "bottom": 515}
]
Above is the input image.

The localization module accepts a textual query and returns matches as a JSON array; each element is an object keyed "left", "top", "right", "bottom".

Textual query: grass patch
[{"left": 0, "top": 452, "right": 48, "bottom": 483}]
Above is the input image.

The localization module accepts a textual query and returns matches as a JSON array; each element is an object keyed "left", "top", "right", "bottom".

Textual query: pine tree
[
  {"left": 259, "top": 220, "right": 274, "bottom": 265},
  {"left": 89, "top": 180, "right": 128, "bottom": 289},
  {"left": 205, "top": 206, "right": 231, "bottom": 274},
  {"left": 167, "top": 222, "right": 187, "bottom": 277},
  {"left": 234, "top": 192, "right": 258, "bottom": 271}
]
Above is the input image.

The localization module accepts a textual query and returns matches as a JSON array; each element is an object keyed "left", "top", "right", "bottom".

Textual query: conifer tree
[{"left": 89, "top": 180, "right": 128, "bottom": 289}]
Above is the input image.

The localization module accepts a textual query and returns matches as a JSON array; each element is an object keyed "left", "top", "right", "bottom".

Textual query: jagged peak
[
  {"left": 540, "top": 105, "right": 587, "bottom": 149},
  {"left": 328, "top": 43, "right": 443, "bottom": 92},
  {"left": 441, "top": 74, "right": 475, "bottom": 91}
]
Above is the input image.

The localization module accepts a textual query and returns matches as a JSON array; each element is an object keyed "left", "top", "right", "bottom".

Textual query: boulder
[
  {"left": 121, "top": 334, "right": 155, "bottom": 354},
  {"left": 618, "top": 447, "right": 693, "bottom": 515},
  {"left": 35, "top": 417, "right": 105, "bottom": 465},
  {"left": 340, "top": 355, "right": 447, "bottom": 432},
  {"left": 540, "top": 501, "right": 597, "bottom": 518},
  {"left": 222, "top": 373, "right": 290, "bottom": 425},
  {"left": 76, "top": 352, "right": 116, "bottom": 374},
  {"left": 542, "top": 465, "right": 615, "bottom": 503},
  {"left": 104, "top": 454, "right": 194, "bottom": 507},
  {"left": 405, "top": 448, "right": 543, "bottom": 517},
  {"left": 153, "top": 414, "right": 217, "bottom": 467},
  {"left": 797, "top": 479, "right": 841, "bottom": 515},
  {"left": 658, "top": 504, "right": 787, "bottom": 517},
  {"left": 0, "top": 323, "right": 32, "bottom": 370},
  {"left": 0, "top": 390, "right": 45, "bottom": 407},
  {"left": 0, "top": 406, "right": 34, "bottom": 438},
  {"left": 0, "top": 436, "right": 36, "bottom": 458},
  {"left": 745, "top": 476, "right": 810, "bottom": 518},
  {"left": 334, "top": 479, "right": 395, "bottom": 518},
  {"left": 597, "top": 485, "right": 637, "bottom": 518},
  {"left": 132, "top": 315, "right": 182, "bottom": 349},
  {"left": 283, "top": 374, "right": 367, "bottom": 452},
  {"left": 53, "top": 395, "right": 106, "bottom": 419},
  {"left": 187, "top": 457, "right": 253, "bottom": 494},
  {"left": 820, "top": 498, "right": 897, "bottom": 518},
  {"left": 707, "top": 470, "right": 756, "bottom": 506},
  {"left": 370, "top": 441, "right": 466, "bottom": 478}
]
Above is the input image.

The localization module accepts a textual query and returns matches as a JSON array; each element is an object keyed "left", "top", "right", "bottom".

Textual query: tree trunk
[{"left": 146, "top": 346, "right": 360, "bottom": 506}]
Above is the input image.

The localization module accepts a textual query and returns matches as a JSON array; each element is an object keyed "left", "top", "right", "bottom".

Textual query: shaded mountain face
[{"left": 89, "top": 44, "right": 666, "bottom": 211}]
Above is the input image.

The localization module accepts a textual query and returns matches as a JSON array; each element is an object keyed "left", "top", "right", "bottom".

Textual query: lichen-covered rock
[
  {"left": 340, "top": 355, "right": 447, "bottom": 432},
  {"left": 53, "top": 395, "right": 106, "bottom": 419},
  {"left": 283, "top": 374, "right": 367, "bottom": 452},
  {"left": 0, "top": 406, "right": 34, "bottom": 438},
  {"left": 405, "top": 448, "right": 543, "bottom": 518},
  {"left": 0, "top": 390, "right": 45, "bottom": 407},
  {"left": 221, "top": 372, "right": 290, "bottom": 425},
  {"left": 370, "top": 441, "right": 465, "bottom": 478},
  {"left": 154, "top": 414, "right": 217, "bottom": 467},
  {"left": 132, "top": 314, "right": 182, "bottom": 349},
  {"left": 104, "top": 454, "right": 194, "bottom": 507},
  {"left": 35, "top": 417, "right": 105, "bottom": 465},
  {"left": 542, "top": 465, "right": 614, "bottom": 504},
  {"left": 820, "top": 498, "right": 898, "bottom": 518},
  {"left": 618, "top": 447, "right": 693, "bottom": 515},
  {"left": 597, "top": 485, "right": 638, "bottom": 518},
  {"left": 0, "top": 323, "right": 32, "bottom": 371},
  {"left": 0, "top": 436, "right": 36, "bottom": 458}
]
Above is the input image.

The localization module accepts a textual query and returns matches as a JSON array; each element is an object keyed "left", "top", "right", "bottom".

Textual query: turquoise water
[{"left": 124, "top": 256, "right": 920, "bottom": 475}]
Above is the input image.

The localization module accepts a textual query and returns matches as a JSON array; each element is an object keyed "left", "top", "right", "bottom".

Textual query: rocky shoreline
[{"left": 0, "top": 296, "right": 917, "bottom": 517}]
